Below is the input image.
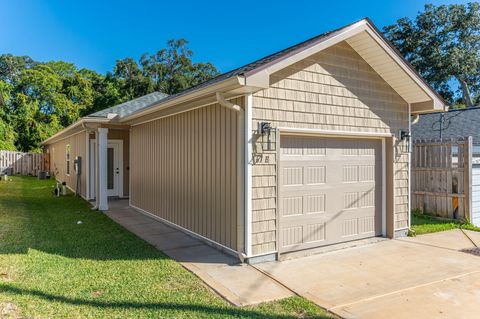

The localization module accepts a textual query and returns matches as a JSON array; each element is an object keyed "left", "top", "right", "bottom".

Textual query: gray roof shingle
[
  {"left": 88, "top": 91, "right": 169, "bottom": 119},
  {"left": 412, "top": 107, "right": 480, "bottom": 144}
]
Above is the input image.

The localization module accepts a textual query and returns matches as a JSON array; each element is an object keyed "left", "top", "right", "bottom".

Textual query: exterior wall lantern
[
  {"left": 399, "top": 129, "right": 411, "bottom": 153},
  {"left": 258, "top": 122, "right": 277, "bottom": 151}
]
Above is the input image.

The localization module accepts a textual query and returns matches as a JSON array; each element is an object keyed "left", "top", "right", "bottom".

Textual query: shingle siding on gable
[{"left": 251, "top": 41, "right": 409, "bottom": 255}]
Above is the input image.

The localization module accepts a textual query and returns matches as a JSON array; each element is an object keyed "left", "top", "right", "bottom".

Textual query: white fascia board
[
  {"left": 244, "top": 19, "right": 445, "bottom": 112},
  {"left": 244, "top": 20, "right": 369, "bottom": 84},
  {"left": 362, "top": 25, "right": 445, "bottom": 111},
  {"left": 41, "top": 120, "right": 85, "bottom": 145},
  {"left": 42, "top": 117, "right": 111, "bottom": 145}
]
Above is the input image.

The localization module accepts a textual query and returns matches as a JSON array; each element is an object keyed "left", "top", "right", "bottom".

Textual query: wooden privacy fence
[
  {"left": 0, "top": 150, "right": 47, "bottom": 176},
  {"left": 411, "top": 137, "right": 472, "bottom": 220}
]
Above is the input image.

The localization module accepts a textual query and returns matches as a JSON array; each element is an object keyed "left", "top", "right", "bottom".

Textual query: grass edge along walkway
[
  {"left": 0, "top": 176, "right": 333, "bottom": 319},
  {"left": 411, "top": 211, "right": 480, "bottom": 236}
]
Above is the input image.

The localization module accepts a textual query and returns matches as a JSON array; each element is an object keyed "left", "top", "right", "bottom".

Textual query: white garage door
[{"left": 279, "top": 136, "right": 382, "bottom": 253}]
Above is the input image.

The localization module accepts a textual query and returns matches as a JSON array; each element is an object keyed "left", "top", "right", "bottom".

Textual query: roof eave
[
  {"left": 244, "top": 18, "right": 447, "bottom": 113},
  {"left": 41, "top": 117, "right": 112, "bottom": 145},
  {"left": 120, "top": 76, "right": 247, "bottom": 124},
  {"left": 411, "top": 99, "right": 446, "bottom": 114},
  {"left": 244, "top": 19, "right": 369, "bottom": 81}
]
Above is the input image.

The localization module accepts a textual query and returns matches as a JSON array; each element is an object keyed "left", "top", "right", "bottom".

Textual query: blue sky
[{"left": 0, "top": 0, "right": 471, "bottom": 74}]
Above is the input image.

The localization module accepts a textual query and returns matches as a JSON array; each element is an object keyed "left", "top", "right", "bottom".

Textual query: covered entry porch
[{"left": 85, "top": 124, "right": 130, "bottom": 211}]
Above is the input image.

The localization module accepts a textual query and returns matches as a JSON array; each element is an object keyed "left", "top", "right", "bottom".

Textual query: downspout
[
  {"left": 408, "top": 112, "right": 419, "bottom": 232},
  {"left": 408, "top": 104, "right": 412, "bottom": 231},
  {"left": 215, "top": 92, "right": 248, "bottom": 262}
]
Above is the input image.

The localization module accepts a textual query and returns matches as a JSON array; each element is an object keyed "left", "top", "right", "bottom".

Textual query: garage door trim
[{"left": 277, "top": 131, "right": 387, "bottom": 255}]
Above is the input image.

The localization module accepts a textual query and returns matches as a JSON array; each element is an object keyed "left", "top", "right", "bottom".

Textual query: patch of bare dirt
[{"left": 0, "top": 302, "right": 19, "bottom": 319}]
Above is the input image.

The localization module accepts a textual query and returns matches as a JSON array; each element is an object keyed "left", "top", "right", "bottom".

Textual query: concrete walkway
[
  {"left": 104, "top": 200, "right": 293, "bottom": 306},
  {"left": 105, "top": 200, "right": 480, "bottom": 317},
  {"left": 257, "top": 229, "right": 480, "bottom": 319}
]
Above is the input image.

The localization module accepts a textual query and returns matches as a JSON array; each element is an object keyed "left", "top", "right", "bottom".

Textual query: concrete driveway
[{"left": 257, "top": 229, "right": 480, "bottom": 319}]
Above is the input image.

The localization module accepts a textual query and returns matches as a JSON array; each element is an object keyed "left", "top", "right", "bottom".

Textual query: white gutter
[
  {"left": 42, "top": 117, "right": 111, "bottom": 145},
  {"left": 215, "top": 92, "right": 248, "bottom": 261}
]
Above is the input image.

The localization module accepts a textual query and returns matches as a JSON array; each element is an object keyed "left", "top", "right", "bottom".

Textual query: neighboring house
[
  {"left": 412, "top": 107, "right": 480, "bottom": 227},
  {"left": 412, "top": 106, "right": 480, "bottom": 163},
  {"left": 412, "top": 107, "right": 480, "bottom": 144},
  {"left": 42, "top": 18, "right": 445, "bottom": 263}
]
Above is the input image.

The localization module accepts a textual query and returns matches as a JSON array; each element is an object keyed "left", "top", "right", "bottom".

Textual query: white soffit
[{"left": 346, "top": 31, "right": 430, "bottom": 104}]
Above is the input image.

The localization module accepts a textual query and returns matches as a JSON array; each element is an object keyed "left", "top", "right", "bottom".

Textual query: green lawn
[
  {"left": 0, "top": 176, "right": 331, "bottom": 319},
  {"left": 411, "top": 212, "right": 480, "bottom": 235}
]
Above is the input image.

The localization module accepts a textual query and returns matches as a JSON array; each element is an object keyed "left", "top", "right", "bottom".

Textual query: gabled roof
[
  {"left": 115, "top": 21, "right": 351, "bottom": 120},
  {"left": 42, "top": 91, "right": 169, "bottom": 144},
  {"left": 89, "top": 91, "right": 168, "bottom": 119},
  {"left": 121, "top": 18, "right": 446, "bottom": 122},
  {"left": 412, "top": 107, "right": 480, "bottom": 143},
  {"left": 44, "top": 17, "right": 448, "bottom": 144}
]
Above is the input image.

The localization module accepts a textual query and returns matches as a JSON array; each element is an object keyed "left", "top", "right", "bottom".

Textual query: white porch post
[
  {"left": 93, "top": 130, "right": 99, "bottom": 209},
  {"left": 96, "top": 127, "right": 109, "bottom": 211}
]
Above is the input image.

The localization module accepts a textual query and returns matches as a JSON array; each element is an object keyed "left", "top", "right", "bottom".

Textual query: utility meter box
[{"left": 74, "top": 156, "right": 81, "bottom": 175}]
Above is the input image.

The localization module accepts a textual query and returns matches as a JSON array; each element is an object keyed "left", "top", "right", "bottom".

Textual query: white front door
[
  {"left": 89, "top": 139, "right": 123, "bottom": 199},
  {"left": 107, "top": 143, "right": 120, "bottom": 197}
]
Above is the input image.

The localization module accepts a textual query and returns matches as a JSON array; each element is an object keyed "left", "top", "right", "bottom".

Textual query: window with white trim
[{"left": 66, "top": 144, "right": 71, "bottom": 175}]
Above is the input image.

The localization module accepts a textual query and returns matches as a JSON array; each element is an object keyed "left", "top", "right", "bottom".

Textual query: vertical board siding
[
  {"left": 130, "top": 99, "right": 241, "bottom": 250},
  {"left": 45, "top": 131, "right": 87, "bottom": 198},
  {"left": 251, "top": 41, "right": 409, "bottom": 255}
]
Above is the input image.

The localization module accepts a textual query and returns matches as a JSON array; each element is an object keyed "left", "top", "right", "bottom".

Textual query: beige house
[{"left": 43, "top": 18, "right": 445, "bottom": 263}]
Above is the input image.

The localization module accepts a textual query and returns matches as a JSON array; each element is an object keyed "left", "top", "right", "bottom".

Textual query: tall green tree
[
  {"left": 0, "top": 80, "right": 17, "bottom": 150},
  {"left": 79, "top": 69, "right": 122, "bottom": 116},
  {"left": 8, "top": 63, "right": 87, "bottom": 151},
  {"left": 140, "top": 39, "right": 219, "bottom": 95},
  {"left": 0, "top": 38, "right": 219, "bottom": 151},
  {"left": 384, "top": 3, "right": 480, "bottom": 107},
  {"left": 0, "top": 54, "right": 36, "bottom": 85},
  {"left": 113, "top": 57, "right": 150, "bottom": 100}
]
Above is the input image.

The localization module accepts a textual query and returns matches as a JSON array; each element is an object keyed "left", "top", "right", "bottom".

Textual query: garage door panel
[
  {"left": 281, "top": 193, "right": 326, "bottom": 216},
  {"left": 342, "top": 188, "right": 376, "bottom": 209},
  {"left": 282, "top": 166, "right": 304, "bottom": 186},
  {"left": 340, "top": 215, "right": 376, "bottom": 238},
  {"left": 281, "top": 160, "right": 378, "bottom": 187},
  {"left": 281, "top": 216, "right": 327, "bottom": 249},
  {"left": 279, "top": 135, "right": 382, "bottom": 253}
]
